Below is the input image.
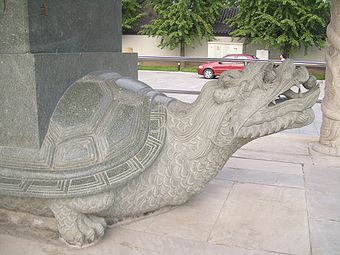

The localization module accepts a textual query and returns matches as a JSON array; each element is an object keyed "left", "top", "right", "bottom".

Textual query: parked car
[{"left": 197, "top": 54, "right": 258, "bottom": 79}]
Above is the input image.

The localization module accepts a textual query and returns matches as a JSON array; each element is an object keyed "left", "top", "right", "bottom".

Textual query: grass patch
[
  {"left": 311, "top": 72, "right": 325, "bottom": 80},
  {"left": 138, "top": 65, "right": 197, "bottom": 73},
  {"left": 181, "top": 67, "right": 197, "bottom": 73},
  {"left": 308, "top": 68, "right": 326, "bottom": 80},
  {"left": 138, "top": 66, "right": 178, "bottom": 72}
]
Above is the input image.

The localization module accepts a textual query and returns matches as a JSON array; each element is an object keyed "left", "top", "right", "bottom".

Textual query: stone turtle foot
[{"left": 50, "top": 203, "right": 107, "bottom": 248}]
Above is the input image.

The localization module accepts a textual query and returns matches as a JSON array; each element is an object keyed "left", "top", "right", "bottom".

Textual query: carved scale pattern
[{"left": 102, "top": 85, "right": 246, "bottom": 218}]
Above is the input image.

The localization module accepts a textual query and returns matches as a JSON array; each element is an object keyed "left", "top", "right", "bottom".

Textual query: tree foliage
[
  {"left": 225, "top": 0, "right": 239, "bottom": 7},
  {"left": 228, "top": 0, "right": 330, "bottom": 55},
  {"left": 122, "top": 0, "right": 145, "bottom": 32},
  {"left": 140, "top": 0, "right": 226, "bottom": 56}
]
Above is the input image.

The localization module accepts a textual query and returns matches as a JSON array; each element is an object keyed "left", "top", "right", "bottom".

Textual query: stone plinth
[
  {"left": 0, "top": 0, "right": 137, "bottom": 149},
  {"left": 0, "top": 0, "right": 121, "bottom": 54}
]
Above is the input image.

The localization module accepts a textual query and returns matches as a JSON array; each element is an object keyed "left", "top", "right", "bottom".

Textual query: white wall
[
  {"left": 244, "top": 43, "right": 326, "bottom": 61},
  {"left": 122, "top": 35, "right": 326, "bottom": 62},
  {"left": 122, "top": 35, "right": 242, "bottom": 57},
  {"left": 186, "top": 37, "right": 246, "bottom": 57},
  {"left": 123, "top": 35, "right": 180, "bottom": 56}
]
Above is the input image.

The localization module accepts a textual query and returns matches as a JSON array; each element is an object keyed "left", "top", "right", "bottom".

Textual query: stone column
[
  {"left": 314, "top": 0, "right": 340, "bottom": 156},
  {"left": 0, "top": 0, "right": 137, "bottom": 149}
]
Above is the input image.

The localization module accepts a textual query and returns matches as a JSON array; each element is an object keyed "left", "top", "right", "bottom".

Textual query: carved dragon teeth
[
  {"left": 238, "top": 127, "right": 248, "bottom": 138},
  {"left": 237, "top": 112, "right": 300, "bottom": 139},
  {"left": 259, "top": 123, "right": 269, "bottom": 136}
]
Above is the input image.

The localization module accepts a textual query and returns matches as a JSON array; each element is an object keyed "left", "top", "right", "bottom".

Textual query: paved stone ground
[{"left": 0, "top": 71, "right": 338, "bottom": 255}]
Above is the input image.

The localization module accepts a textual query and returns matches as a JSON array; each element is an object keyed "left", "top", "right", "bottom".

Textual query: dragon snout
[
  {"left": 213, "top": 87, "right": 239, "bottom": 104},
  {"left": 302, "top": 76, "right": 317, "bottom": 90}
]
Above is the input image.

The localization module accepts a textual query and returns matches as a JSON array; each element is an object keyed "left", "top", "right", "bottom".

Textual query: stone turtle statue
[{"left": 0, "top": 60, "right": 319, "bottom": 247}]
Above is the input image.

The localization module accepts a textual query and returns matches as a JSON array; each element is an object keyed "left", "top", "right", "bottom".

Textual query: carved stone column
[{"left": 314, "top": 0, "right": 340, "bottom": 156}]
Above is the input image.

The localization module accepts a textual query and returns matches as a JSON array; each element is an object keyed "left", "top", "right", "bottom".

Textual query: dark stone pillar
[{"left": 0, "top": 0, "right": 137, "bottom": 149}]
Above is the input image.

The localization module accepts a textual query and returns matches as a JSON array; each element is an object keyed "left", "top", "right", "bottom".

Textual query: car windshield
[
  {"left": 223, "top": 55, "right": 255, "bottom": 59},
  {"left": 238, "top": 56, "right": 251, "bottom": 59},
  {"left": 224, "top": 55, "right": 237, "bottom": 59}
]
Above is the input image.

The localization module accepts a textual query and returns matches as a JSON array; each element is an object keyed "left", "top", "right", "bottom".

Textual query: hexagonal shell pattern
[{"left": 0, "top": 72, "right": 172, "bottom": 198}]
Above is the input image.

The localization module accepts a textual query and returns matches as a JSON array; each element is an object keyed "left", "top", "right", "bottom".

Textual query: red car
[{"left": 197, "top": 54, "right": 258, "bottom": 79}]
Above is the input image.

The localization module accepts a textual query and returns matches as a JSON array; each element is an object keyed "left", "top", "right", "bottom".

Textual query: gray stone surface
[
  {"left": 1, "top": 134, "right": 340, "bottom": 254},
  {"left": 305, "top": 164, "right": 340, "bottom": 222},
  {"left": 225, "top": 157, "right": 303, "bottom": 175},
  {"left": 209, "top": 183, "right": 310, "bottom": 255},
  {"left": 217, "top": 166, "right": 305, "bottom": 189},
  {"left": 0, "top": 54, "right": 40, "bottom": 148},
  {"left": 0, "top": 0, "right": 29, "bottom": 53},
  {"left": 0, "top": 0, "right": 121, "bottom": 54},
  {"left": 310, "top": 219, "right": 340, "bottom": 255},
  {"left": 0, "top": 229, "right": 281, "bottom": 255},
  {"left": 135, "top": 180, "right": 234, "bottom": 242},
  {"left": 217, "top": 156, "right": 305, "bottom": 190},
  {"left": 0, "top": 0, "right": 137, "bottom": 148},
  {"left": 233, "top": 135, "right": 316, "bottom": 164},
  {"left": 0, "top": 60, "right": 321, "bottom": 247},
  {"left": 0, "top": 52, "right": 137, "bottom": 148}
]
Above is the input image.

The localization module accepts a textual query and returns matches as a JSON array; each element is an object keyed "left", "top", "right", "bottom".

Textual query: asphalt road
[{"left": 138, "top": 70, "right": 207, "bottom": 103}]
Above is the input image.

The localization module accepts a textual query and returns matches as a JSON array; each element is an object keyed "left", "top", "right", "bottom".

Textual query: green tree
[
  {"left": 225, "top": 0, "right": 239, "bottom": 7},
  {"left": 228, "top": 0, "right": 330, "bottom": 56},
  {"left": 122, "top": 0, "right": 145, "bottom": 32},
  {"left": 140, "top": 0, "right": 226, "bottom": 57}
]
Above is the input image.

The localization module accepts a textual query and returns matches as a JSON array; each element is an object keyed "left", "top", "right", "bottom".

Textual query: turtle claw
[
  {"left": 81, "top": 215, "right": 106, "bottom": 241},
  {"left": 50, "top": 203, "right": 107, "bottom": 248},
  {"left": 59, "top": 213, "right": 107, "bottom": 248}
]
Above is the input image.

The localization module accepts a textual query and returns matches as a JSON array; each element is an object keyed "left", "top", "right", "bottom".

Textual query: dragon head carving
[{"left": 212, "top": 59, "right": 319, "bottom": 144}]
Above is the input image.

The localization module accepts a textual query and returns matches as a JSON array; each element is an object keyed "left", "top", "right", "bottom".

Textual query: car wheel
[{"left": 203, "top": 69, "right": 215, "bottom": 79}]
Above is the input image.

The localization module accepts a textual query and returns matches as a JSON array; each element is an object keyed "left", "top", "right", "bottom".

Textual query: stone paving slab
[
  {"left": 218, "top": 150, "right": 306, "bottom": 189},
  {"left": 208, "top": 183, "right": 310, "bottom": 255},
  {"left": 217, "top": 167, "right": 305, "bottom": 189},
  {"left": 310, "top": 148, "right": 340, "bottom": 166},
  {"left": 233, "top": 149, "right": 313, "bottom": 165},
  {"left": 123, "top": 180, "right": 233, "bottom": 242},
  {"left": 307, "top": 190, "right": 340, "bottom": 222},
  {"left": 310, "top": 219, "right": 340, "bottom": 255},
  {"left": 241, "top": 134, "right": 312, "bottom": 156},
  {"left": 7, "top": 226, "right": 281, "bottom": 255},
  {"left": 102, "top": 227, "right": 282, "bottom": 255},
  {"left": 1, "top": 134, "right": 340, "bottom": 255},
  {"left": 226, "top": 157, "right": 303, "bottom": 175},
  {"left": 233, "top": 134, "right": 316, "bottom": 165},
  {"left": 305, "top": 164, "right": 340, "bottom": 222},
  {"left": 0, "top": 232, "right": 160, "bottom": 255}
]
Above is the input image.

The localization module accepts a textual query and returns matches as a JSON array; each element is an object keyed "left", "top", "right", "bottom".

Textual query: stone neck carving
[{"left": 168, "top": 82, "right": 242, "bottom": 160}]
